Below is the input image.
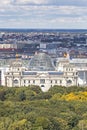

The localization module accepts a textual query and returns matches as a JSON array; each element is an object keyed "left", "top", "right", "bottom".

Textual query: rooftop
[{"left": 29, "top": 52, "right": 55, "bottom": 71}]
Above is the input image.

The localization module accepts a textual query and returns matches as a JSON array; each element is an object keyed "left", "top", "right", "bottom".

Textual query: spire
[
  {"left": 15, "top": 53, "right": 19, "bottom": 60},
  {"left": 64, "top": 52, "right": 70, "bottom": 59}
]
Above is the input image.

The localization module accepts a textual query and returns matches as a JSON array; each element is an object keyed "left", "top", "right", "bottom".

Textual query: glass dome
[{"left": 29, "top": 53, "right": 55, "bottom": 71}]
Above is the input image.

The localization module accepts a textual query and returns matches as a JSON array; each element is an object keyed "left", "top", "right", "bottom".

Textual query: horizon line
[{"left": 0, "top": 28, "right": 87, "bottom": 30}]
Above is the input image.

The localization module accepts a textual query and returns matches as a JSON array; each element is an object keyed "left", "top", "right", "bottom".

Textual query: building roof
[
  {"left": 70, "top": 58, "right": 87, "bottom": 64},
  {"left": 29, "top": 52, "right": 55, "bottom": 71},
  {"left": 48, "top": 72, "right": 63, "bottom": 75},
  {"left": 10, "top": 60, "right": 22, "bottom": 67},
  {"left": 22, "top": 71, "right": 37, "bottom": 75}
]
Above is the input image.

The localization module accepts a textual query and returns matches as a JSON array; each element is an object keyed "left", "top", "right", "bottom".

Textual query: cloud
[
  {"left": 49, "top": 0, "right": 87, "bottom": 6},
  {"left": 13, "top": 0, "right": 48, "bottom": 5},
  {"left": 0, "top": 5, "right": 87, "bottom": 19},
  {"left": 12, "top": 0, "right": 87, "bottom": 6},
  {"left": 0, "top": 0, "right": 87, "bottom": 28},
  {"left": 0, "top": 0, "right": 87, "bottom": 6},
  {"left": 0, "top": 0, "right": 11, "bottom": 6}
]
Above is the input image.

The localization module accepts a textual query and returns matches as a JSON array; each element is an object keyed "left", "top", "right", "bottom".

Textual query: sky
[{"left": 0, "top": 0, "right": 87, "bottom": 29}]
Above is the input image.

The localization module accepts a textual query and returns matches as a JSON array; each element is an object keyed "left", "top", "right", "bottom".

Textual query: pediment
[{"left": 37, "top": 73, "right": 49, "bottom": 78}]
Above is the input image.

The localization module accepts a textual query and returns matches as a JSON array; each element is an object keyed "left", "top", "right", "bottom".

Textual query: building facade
[{"left": 5, "top": 53, "right": 78, "bottom": 92}]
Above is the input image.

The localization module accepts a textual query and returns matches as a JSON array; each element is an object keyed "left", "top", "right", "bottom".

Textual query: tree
[
  {"left": 78, "top": 120, "right": 87, "bottom": 130},
  {"left": 18, "top": 91, "right": 26, "bottom": 101},
  {"left": 34, "top": 117, "right": 51, "bottom": 129},
  {"left": 0, "top": 90, "right": 6, "bottom": 101},
  {"left": 9, "top": 119, "right": 32, "bottom": 130}
]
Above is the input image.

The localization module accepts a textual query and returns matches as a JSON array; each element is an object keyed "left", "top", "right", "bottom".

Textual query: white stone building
[{"left": 5, "top": 52, "right": 78, "bottom": 92}]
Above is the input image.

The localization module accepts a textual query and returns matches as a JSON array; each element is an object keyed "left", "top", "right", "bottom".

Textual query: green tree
[
  {"left": 0, "top": 90, "right": 6, "bottom": 101},
  {"left": 34, "top": 117, "right": 51, "bottom": 129},
  {"left": 18, "top": 91, "right": 26, "bottom": 101},
  {"left": 78, "top": 120, "right": 87, "bottom": 130},
  {"left": 9, "top": 119, "right": 32, "bottom": 130}
]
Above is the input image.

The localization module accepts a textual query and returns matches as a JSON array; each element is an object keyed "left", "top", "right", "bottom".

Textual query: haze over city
[{"left": 0, "top": 0, "right": 87, "bottom": 29}]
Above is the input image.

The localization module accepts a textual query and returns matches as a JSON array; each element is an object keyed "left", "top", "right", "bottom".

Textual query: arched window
[
  {"left": 41, "top": 85, "right": 45, "bottom": 87},
  {"left": 67, "top": 80, "right": 72, "bottom": 84},
  {"left": 13, "top": 79, "right": 18, "bottom": 84},
  {"left": 40, "top": 79, "right": 45, "bottom": 84}
]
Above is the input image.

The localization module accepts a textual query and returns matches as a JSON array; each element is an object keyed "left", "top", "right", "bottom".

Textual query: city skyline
[{"left": 0, "top": 0, "right": 87, "bottom": 29}]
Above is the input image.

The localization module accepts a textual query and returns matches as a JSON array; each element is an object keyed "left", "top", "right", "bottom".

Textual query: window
[
  {"left": 24, "top": 80, "right": 26, "bottom": 84},
  {"left": 69, "top": 68, "right": 70, "bottom": 71},
  {"left": 51, "top": 80, "right": 52, "bottom": 83},
  {"left": 28, "top": 80, "right": 30, "bottom": 83},
  {"left": 40, "top": 79, "right": 45, "bottom": 84},
  {"left": 76, "top": 72, "right": 78, "bottom": 75},
  {"left": 33, "top": 80, "right": 35, "bottom": 84},
  {"left": 67, "top": 80, "right": 72, "bottom": 84},
  {"left": 66, "top": 68, "right": 68, "bottom": 71},
  {"left": 60, "top": 80, "right": 62, "bottom": 84},
  {"left": 13, "top": 79, "right": 18, "bottom": 84},
  {"left": 71, "top": 68, "right": 73, "bottom": 71},
  {"left": 41, "top": 85, "right": 45, "bottom": 87},
  {"left": 55, "top": 80, "right": 57, "bottom": 84}
]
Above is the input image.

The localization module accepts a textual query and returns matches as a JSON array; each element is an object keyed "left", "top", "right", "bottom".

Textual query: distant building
[
  {"left": 40, "top": 43, "right": 46, "bottom": 49},
  {"left": 0, "top": 43, "right": 17, "bottom": 49}
]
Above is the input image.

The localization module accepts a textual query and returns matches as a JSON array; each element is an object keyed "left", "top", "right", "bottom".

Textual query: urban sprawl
[
  {"left": 0, "top": 31, "right": 87, "bottom": 59},
  {"left": 0, "top": 30, "right": 87, "bottom": 91}
]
